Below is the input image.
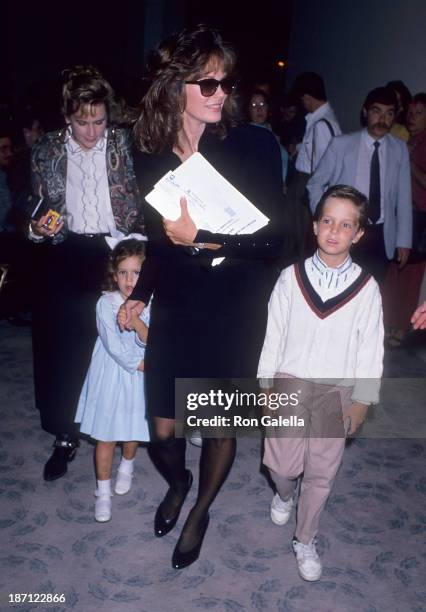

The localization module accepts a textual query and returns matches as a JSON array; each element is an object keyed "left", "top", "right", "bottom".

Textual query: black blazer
[{"left": 131, "top": 125, "right": 287, "bottom": 402}]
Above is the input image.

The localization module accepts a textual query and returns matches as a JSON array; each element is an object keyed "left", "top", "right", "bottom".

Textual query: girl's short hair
[
  {"left": 104, "top": 239, "right": 146, "bottom": 292},
  {"left": 61, "top": 65, "right": 130, "bottom": 125},
  {"left": 313, "top": 185, "right": 369, "bottom": 230},
  {"left": 133, "top": 24, "right": 239, "bottom": 153}
]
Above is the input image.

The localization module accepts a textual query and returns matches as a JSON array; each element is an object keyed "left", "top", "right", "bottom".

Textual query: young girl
[
  {"left": 258, "top": 185, "right": 384, "bottom": 581},
  {"left": 75, "top": 239, "right": 150, "bottom": 522}
]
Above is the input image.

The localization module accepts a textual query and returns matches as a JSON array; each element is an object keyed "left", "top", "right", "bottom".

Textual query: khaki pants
[{"left": 263, "top": 377, "right": 351, "bottom": 544}]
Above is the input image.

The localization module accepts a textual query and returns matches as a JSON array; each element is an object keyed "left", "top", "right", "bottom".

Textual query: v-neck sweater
[{"left": 257, "top": 258, "right": 384, "bottom": 404}]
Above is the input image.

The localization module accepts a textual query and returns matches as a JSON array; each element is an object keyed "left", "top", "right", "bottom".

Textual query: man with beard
[{"left": 307, "top": 87, "right": 412, "bottom": 283}]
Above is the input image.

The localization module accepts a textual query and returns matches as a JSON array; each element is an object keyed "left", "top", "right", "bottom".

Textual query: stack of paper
[{"left": 145, "top": 152, "right": 269, "bottom": 234}]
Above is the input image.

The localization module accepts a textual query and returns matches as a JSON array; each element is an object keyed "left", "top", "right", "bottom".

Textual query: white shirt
[
  {"left": 296, "top": 102, "right": 341, "bottom": 173},
  {"left": 257, "top": 257, "right": 384, "bottom": 404},
  {"left": 355, "top": 129, "right": 387, "bottom": 224},
  {"left": 306, "top": 251, "right": 361, "bottom": 300},
  {"left": 65, "top": 130, "right": 116, "bottom": 234}
]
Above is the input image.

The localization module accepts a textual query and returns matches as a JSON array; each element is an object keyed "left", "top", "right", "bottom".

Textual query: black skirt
[
  {"left": 31, "top": 233, "right": 110, "bottom": 436},
  {"left": 144, "top": 253, "right": 277, "bottom": 419}
]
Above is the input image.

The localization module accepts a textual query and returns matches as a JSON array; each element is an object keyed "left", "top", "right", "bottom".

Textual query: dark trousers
[
  {"left": 31, "top": 233, "right": 110, "bottom": 436},
  {"left": 412, "top": 209, "right": 426, "bottom": 256},
  {"left": 352, "top": 223, "right": 389, "bottom": 285}
]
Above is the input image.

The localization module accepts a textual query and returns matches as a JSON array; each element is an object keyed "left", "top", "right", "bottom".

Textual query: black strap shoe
[
  {"left": 43, "top": 438, "right": 79, "bottom": 482},
  {"left": 154, "top": 470, "right": 193, "bottom": 537},
  {"left": 172, "top": 513, "right": 210, "bottom": 570}
]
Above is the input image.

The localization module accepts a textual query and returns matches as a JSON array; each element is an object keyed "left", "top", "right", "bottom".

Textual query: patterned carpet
[{"left": 0, "top": 321, "right": 425, "bottom": 612}]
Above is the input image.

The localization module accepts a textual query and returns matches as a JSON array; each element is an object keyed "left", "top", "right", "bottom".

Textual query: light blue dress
[{"left": 75, "top": 291, "right": 150, "bottom": 442}]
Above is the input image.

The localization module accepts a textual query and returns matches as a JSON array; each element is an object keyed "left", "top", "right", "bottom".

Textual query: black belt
[{"left": 69, "top": 231, "right": 111, "bottom": 239}]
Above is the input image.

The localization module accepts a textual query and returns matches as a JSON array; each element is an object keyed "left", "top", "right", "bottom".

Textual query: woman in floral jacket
[{"left": 29, "top": 65, "right": 143, "bottom": 481}]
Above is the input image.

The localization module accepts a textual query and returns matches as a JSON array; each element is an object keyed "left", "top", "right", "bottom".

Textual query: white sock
[
  {"left": 97, "top": 479, "right": 112, "bottom": 495},
  {"left": 119, "top": 457, "right": 135, "bottom": 474}
]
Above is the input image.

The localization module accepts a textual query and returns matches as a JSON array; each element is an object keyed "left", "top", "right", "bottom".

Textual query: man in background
[{"left": 307, "top": 86, "right": 412, "bottom": 283}]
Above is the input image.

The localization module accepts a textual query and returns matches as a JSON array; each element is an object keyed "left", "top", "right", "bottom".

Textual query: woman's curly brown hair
[{"left": 134, "top": 24, "right": 240, "bottom": 153}]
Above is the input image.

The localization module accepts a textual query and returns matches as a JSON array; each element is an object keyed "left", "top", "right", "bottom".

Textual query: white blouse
[{"left": 65, "top": 131, "right": 116, "bottom": 234}]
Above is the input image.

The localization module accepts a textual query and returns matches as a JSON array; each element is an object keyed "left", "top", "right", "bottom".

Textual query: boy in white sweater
[{"left": 258, "top": 184, "right": 384, "bottom": 581}]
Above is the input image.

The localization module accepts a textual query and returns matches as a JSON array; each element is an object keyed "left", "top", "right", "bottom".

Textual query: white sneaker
[
  {"left": 95, "top": 492, "right": 112, "bottom": 522},
  {"left": 114, "top": 469, "right": 133, "bottom": 495},
  {"left": 270, "top": 493, "right": 293, "bottom": 525},
  {"left": 189, "top": 430, "right": 203, "bottom": 447},
  {"left": 292, "top": 538, "right": 322, "bottom": 581}
]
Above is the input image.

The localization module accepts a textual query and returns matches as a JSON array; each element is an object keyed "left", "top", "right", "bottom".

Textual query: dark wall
[
  {"left": 4, "top": 0, "right": 293, "bottom": 126},
  {"left": 288, "top": 0, "right": 426, "bottom": 131},
  {"left": 186, "top": 0, "right": 293, "bottom": 89},
  {"left": 5, "top": 1, "right": 146, "bottom": 126}
]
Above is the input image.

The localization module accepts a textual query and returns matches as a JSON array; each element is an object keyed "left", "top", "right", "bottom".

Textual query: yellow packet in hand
[{"left": 43, "top": 210, "right": 61, "bottom": 230}]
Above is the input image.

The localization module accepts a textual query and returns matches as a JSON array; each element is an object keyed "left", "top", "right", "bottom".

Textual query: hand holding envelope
[
  {"left": 146, "top": 153, "right": 269, "bottom": 235},
  {"left": 163, "top": 197, "right": 198, "bottom": 246},
  {"left": 145, "top": 153, "right": 270, "bottom": 265}
]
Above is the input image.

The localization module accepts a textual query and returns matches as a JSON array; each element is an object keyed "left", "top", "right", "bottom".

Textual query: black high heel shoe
[
  {"left": 154, "top": 470, "right": 193, "bottom": 537},
  {"left": 171, "top": 513, "right": 210, "bottom": 570}
]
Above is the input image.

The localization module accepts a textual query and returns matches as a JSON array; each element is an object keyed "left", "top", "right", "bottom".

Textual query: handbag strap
[{"left": 311, "top": 119, "right": 335, "bottom": 174}]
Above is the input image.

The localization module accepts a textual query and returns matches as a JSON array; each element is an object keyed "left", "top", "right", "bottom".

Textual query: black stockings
[
  {"left": 148, "top": 436, "right": 188, "bottom": 518},
  {"left": 178, "top": 437, "right": 236, "bottom": 553},
  {"left": 149, "top": 411, "right": 237, "bottom": 552}
]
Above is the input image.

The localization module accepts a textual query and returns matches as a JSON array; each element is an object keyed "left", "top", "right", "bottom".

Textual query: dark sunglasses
[{"left": 184, "top": 77, "right": 237, "bottom": 97}]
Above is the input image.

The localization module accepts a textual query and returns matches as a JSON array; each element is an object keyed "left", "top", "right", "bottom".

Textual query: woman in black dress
[{"left": 122, "top": 24, "right": 287, "bottom": 568}]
